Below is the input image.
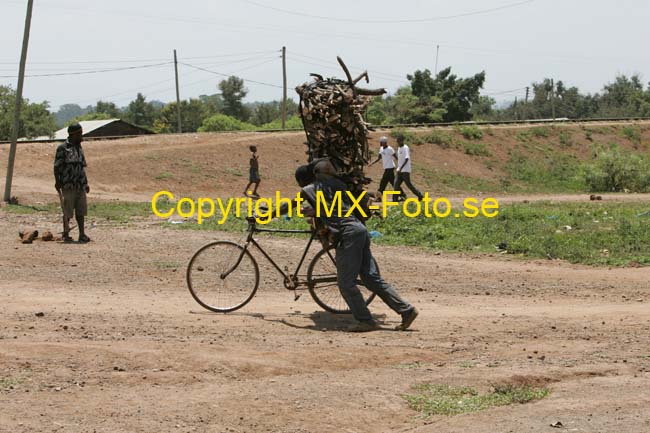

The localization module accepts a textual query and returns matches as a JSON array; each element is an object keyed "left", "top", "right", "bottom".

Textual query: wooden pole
[
  {"left": 281, "top": 46, "right": 287, "bottom": 129},
  {"left": 550, "top": 79, "right": 555, "bottom": 120},
  {"left": 4, "top": 0, "right": 34, "bottom": 202},
  {"left": 174, "top": 49, "right": 182, "bottom": 133}
]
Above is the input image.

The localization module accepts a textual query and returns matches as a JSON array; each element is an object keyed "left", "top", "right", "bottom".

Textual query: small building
[
  {"left": 17, "top": 119, "right": 154, "bottom": 142},
  {"left": 49, "top": 119, "right": 154, "bottom": 140}
]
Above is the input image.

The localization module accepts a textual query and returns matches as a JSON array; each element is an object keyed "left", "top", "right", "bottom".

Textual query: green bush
[
  {"left": 198, "top": 114, "right": 255, "bottom": 132},
  {"left": 421, "top": 130, "right": 456, "bottom": 148},
  {"left": 258, "top": 115, "right": 303, "bottom": 130},
  {"left": 559, "top": 130, "right": 573, "bottom": 147},
  {"left": 620, "top": 125, "right": 641, "bottom": 144},
  {"left": 457, "top": 125, "right": 483, "bottom": 140},
  {"left": 463, "top": 142, "right": 491, "bottom": 157},
  {"left": 390, "top": 128, "right": 420, "bottom": 145},
  {"left": 583, "top": 145, "right": 650, "bottom": 192},
  {"left": 531, "top": 126, "right": 551, "bottom": 138}
]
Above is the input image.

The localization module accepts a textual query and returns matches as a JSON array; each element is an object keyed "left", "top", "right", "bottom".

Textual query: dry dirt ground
[{"left": 1, "top": 209, "right": 649, "bottom": 433}]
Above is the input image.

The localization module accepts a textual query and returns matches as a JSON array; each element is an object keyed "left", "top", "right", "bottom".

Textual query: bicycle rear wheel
[
  {"left": 307, "top": 247, "right": 377, "bottom": 314},
  {"left": 186, "top": 241, "right": 259, "bottom": 313}
]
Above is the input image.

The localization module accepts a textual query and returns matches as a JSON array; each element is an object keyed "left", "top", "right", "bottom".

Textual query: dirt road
[{"left": 1, "top": 210, "right": 649, "bottom": 433}]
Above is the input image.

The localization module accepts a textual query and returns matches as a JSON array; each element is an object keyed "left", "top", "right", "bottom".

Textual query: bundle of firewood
[{"left": 296, "top": 57, "right": 385, "bottom": 189}]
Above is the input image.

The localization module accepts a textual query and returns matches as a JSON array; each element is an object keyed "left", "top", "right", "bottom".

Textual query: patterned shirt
[{"left": 54, "top": 140, "right": 88, "bottom": 190}]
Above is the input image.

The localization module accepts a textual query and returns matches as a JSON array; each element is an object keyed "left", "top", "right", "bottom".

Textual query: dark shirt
[
  {"left": 54, "top": 140, "right": 88, "bottom": 190},
  {"left": 250, "top": 154, "right": 259, "bottom": 170},
  {"left": 302, "top": 176, "right": 358, "bottom": 228}
]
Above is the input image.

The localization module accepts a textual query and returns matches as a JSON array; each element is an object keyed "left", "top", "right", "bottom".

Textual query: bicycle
[{"left": 186, "top": 216, "right": 377, "bottom": 314}]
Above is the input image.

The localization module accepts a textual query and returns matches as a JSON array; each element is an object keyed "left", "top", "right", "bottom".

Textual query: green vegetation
[
  {"left": 457, "top": 125, "right": 483, "bottom": 140},
  {"left": 369, "top": 201, "right": 650, "bottom": 266},
  {"left": 583, "top": 144, "right": 650, "bottom": 192},
  {"left": 463, "top": 142, "right": 491, "bottom": 157},
  {"left": 620, "top": 125, "right": 642, "bottom": 144},
  {"left": 154, "top": 172, "right": 173, "bottom": 180},
  {"left": 6, "top": 200, "right": 649, "bottom": 267},
  {"left": 505, "top": 151, "right": 585, "bottom": 192},
  {"left": 404, "top": 383, "right": 549, "bottom": 416}
]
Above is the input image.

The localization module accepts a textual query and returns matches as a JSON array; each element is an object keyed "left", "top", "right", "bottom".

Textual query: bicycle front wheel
[
  {"left": 186, "top": 241, "right": 259, "bottom": 313},
  {"left": 307, "top": 247, "right": 377, "bottom": 314}
]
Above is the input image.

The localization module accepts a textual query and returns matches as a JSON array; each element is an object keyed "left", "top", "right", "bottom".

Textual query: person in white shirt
[
  {"left": 369, "top": 136, "right": 403, "bottom": 195},
  {"left": 394, "top": 135, "right": 424, "bottom": 201}
]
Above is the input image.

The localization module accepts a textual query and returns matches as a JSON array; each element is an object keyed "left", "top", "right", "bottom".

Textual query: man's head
[
  {"left": 249, "top": 145, "right": 257, "bottom": 153},
  {"left": 67, "top": 123, "right": 83, "bottom": 145},
  {"left": 294, "top": 164, "right": 315, "bottom": 187},
  {"left": 396, "top": 134, "right": 405, "bottom": 147},
  {"left": 379, "top": 136, "right": 388, "bottom": 148}
]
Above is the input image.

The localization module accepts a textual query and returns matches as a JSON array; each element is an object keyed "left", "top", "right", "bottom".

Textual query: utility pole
[
  {"left": 525, "top": 86, "right": 529, "bottom": 104},
  {"left": 281, "top": 46, "right": 287, "bottom": 129},
  {"left": 513, "top": 97, "right": 518, "bottom": 120},
  {"left": 4, "top": 0, "right": 34, "bottom": 203},
  {"left": 173, "top": 49, "right": 182, "bottom": 133},
  {"left": 550, "top": 78, "right": 556, "bottom": 120},
  {"left": 434, "top": 44, "right": 440, "bottom": 75}
]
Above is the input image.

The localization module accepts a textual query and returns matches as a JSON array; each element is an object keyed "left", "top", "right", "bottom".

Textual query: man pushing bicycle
[{"left": 286, "top": 159, "right": 419, "bottom": 332}]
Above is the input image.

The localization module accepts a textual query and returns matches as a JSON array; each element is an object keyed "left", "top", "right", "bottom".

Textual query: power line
[
  {"left": 0, "top": 61, "right": 171, "bottom": 78},
  {"left": 241, "top": 0, "right": 536, "bottom": 24},
  {"left": 180, "top": 62, "right": 283, "bottom": 89}
]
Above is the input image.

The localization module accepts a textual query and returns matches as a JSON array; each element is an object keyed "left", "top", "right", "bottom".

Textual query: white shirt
[
  {"left": 397, "top": 145, "right": 412, "bottom": 173},
  {"left": 378, "top": 146, "right": 395, "bottom": 169}
]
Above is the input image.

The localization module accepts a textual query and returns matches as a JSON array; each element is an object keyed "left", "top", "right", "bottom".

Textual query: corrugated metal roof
[
  {"left": 22, "top": 118, "right": 120, "bottom": 141},
  {"left": 50, "top": 119, "right": 120, "bottom": 140}
]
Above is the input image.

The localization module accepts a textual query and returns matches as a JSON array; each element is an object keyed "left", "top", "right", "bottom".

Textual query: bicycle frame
[{"left": 223, "top": 219, "right": 328, "bottom": 293}]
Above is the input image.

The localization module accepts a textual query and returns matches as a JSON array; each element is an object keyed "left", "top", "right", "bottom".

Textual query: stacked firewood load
[{"left": 296, "top": 57, "right": 386, "bottom": 190}]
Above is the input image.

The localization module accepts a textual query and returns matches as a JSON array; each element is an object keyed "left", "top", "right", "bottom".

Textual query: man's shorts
[{"left": 61, "top": 188, "right": 87, "bottom": 218}]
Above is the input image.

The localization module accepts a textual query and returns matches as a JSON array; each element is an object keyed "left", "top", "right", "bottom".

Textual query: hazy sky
[{"left": 1, "top": 0, "right": 648, "bottom": 111}]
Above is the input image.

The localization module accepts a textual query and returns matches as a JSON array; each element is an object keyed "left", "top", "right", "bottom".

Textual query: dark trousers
[
  {"left": 378, "top": 168, "right": 396, "bottom": 194},
  {"left": 335, "top": 219, "right": 412, "bottom": 322},
  {"left": 394, "top": 172, "right": 423, "bottom": 200}
]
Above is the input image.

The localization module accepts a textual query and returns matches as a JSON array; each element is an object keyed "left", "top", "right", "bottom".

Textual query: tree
[
  {"left": 0, "top": 85, "right": 57, "bottom": 139},
  {"left": 407, "top": 67, "right": 486, "bottom": 122},
  {"left": 94, "top": 100, "right": 121, "bottom": 117},
  {"left": 123, "top": 93, "right": 158, "bottom": 128},
  {"left": 155, "top": 98, "right": 209, "bottom": 133},
  {"left": 388, "top": 86, "right": 445, "bottom": 124},
  {"left": 54, "top": 103, "right": 88, "bottom": 127},
  {"left": 198, "top": 113, "right": 254, "bottom": 132},
  {"left": 469, "top": 96, "right": 496, "bottom": 120},
  {"left": 218, "top": 76, "right": 249, "bottom": 121}
]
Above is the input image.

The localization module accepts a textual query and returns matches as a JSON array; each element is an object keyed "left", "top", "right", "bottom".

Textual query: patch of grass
[
  {"left": 143, "top": 153, "right": 161, "bottom": 161},
  {"left": 225, "top": 168, "right": 244, "bottom": 177},
  {"left": 620, "top": 125, "right": 642, "bottom": 144},
  {"left": 531, "top": 126, "right": 551, "bottom": 138},
  {"left": 88, "top": 202, "right": 154, "bottom": 222},
  {"left": 414, "top": 164, "right": 500, "bottom": 192},
  {"left": 419, "top": 130, "right": 457, "bottom": 149},
  {"left": 155, "top": 171, "right": 173, "bottom": 180},
  {"left": 390, "top": 128, "right": 419, "bottom": 145},
  {"left": 559, "top": 130, "right": 573, "bottom": 147},
  {"left": 585, "top": 129, "right": 594, "bottom": 141},
  {"left": 583, "top": 144, "right": 650, "bottom": 192},
  {"left": 505, "top": 150, "right": 585, "bottom": 192},
  {"left": 404, "top": 383, "right": 549, "bottom": 417},
  {"left": 0, "top": 377, "right": 24, "bottom": 392},
  {"left": 369, "top": 201, "right": 650, "bottom": 266},
  {"left": 456, "top": 125, "right": 483, "bottom": 140},
  {"left": 463, "top": 142, "right": 492, "bottom": 157},
  {"left": 5, "top": 203, "right": 59, "bottom": 214}
]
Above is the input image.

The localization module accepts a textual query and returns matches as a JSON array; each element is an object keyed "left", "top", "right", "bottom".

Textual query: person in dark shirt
[
  {"left": 53, "top": 123, "right": 90, "bottom": 243},
  {"left": 293, "top": 159, "right": 419, "bottom": 332},
  {"left": 243, "top": 145, "right": 261, "bottom": 198}
]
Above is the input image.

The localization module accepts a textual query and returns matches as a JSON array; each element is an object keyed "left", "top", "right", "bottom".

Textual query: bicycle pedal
[{"left": 294, "top": 293, "right": 302, "bottom": 301}]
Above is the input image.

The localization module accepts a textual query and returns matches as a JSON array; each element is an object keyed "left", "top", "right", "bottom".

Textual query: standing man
[
  {"left": 394, "top": 134, "right": 424, "bottom": 201},
  {"left": 243, "top": 145, "right": 261, "bottom": 198},
  {"left": 53, "top": 123, "right": 91, "bottom": 243},
  {"left": 369, "top": 136, "right": 400, "bottom": 195}
]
